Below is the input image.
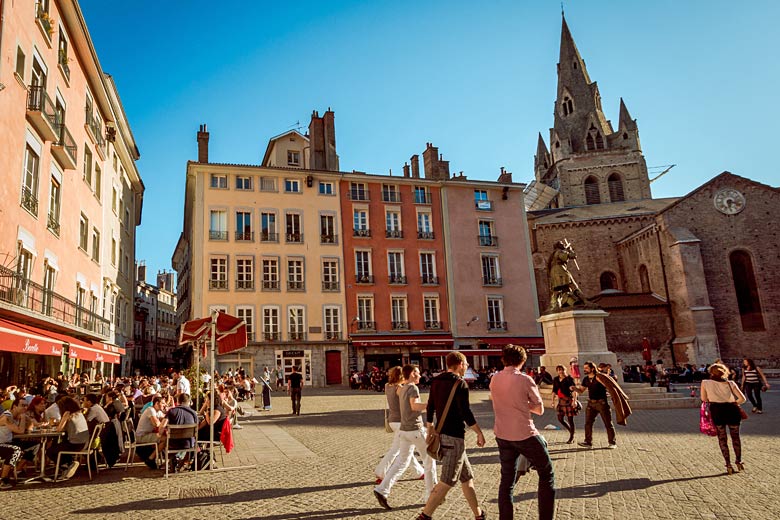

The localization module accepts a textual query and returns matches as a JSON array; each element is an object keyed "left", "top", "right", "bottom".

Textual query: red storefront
[{"left": 353, "top": 334, "right": 453, "bottom": 370}]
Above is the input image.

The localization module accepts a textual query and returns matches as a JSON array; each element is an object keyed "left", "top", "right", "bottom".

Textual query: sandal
[{"left": 475, "top": 507, "right": 487, "bottom": 520}]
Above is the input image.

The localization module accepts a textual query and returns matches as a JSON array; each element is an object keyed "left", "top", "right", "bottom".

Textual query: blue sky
[{"left": 80, "top": 0, "right": 780, "bottom": 280}]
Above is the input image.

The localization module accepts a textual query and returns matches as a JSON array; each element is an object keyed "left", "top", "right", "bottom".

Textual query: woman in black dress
[
  {"left": 701, "top": 363, "right": 747, "bottom": 474},
  {"left": 551, "top": 365, "right": 579, "bottom": 443}
]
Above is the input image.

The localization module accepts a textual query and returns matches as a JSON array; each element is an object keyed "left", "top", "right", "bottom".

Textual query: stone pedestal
[{"left": 538, "top": 309, "right": 623, "bottom": 383}]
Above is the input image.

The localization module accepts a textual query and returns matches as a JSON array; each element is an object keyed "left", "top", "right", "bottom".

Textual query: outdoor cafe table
[{"left": 15, "top": 429, "right": 64, "bottom": 483}]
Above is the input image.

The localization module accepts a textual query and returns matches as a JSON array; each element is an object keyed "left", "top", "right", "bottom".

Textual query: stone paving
[{"left": 4, "top": 384, "right": 780, "bottom": 520}]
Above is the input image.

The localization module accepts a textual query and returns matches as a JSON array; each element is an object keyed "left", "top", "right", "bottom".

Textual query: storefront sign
[{"left": 283, "top": 350, "right": 304, "bottom": 357}]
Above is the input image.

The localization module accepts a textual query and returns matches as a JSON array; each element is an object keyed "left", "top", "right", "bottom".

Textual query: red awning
[
  {"left": 420, "top": 349, "right": 505, "bottom": 357},
  {"left": 351, "top": 334, "right": 453, "bottom": 348},
  {"left": 179, "top": 312, "right": 247, "bottom": 355}
]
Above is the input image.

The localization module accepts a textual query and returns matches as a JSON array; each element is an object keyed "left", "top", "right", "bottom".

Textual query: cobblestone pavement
[{"left": 4, "top": 384, "right": 779, "bottom": 520}]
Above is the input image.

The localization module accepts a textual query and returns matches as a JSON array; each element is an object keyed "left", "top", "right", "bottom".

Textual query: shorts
[{"left": 438, "top": 434, "right": 474, "bottom": 486}]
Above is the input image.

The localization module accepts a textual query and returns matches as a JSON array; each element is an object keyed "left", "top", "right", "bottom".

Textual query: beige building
[{"left": 0, "top": 0, "right": 143, "bottom": 385}]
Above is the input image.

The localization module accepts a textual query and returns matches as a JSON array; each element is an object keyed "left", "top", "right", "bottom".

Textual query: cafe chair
[
  {"left": 164, "top": 424, "right": 198, "bottom": 478},
  {"left": 122, "top": 417, "right": 159, "bottom": 470},
  {"left": 54, "top": 423, "right": 104, "bottom": 482}
]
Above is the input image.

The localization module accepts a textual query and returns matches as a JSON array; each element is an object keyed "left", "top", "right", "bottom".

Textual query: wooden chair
[
  {"left": 164, "top": 424, "right": 198, "bottom": 478},
  {"left": 54, "top": 423, "right": 104, "bottom": 481},
  {"left": 122, "top": 417, "right": 158, "bottom": 470}
]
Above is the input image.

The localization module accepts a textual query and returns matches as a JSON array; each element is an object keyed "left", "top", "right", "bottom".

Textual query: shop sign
[{"left": 283, "top": 350, "right": 304, "bottom": 357}]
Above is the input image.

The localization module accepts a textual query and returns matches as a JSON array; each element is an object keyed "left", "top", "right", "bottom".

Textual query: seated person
[
  {"left": 197, "top": 393, "right": 226, "bottom": 442},
  {"left": 134, "top": 396, "right": 165, "bottom": 468},
  {"left": 102, "top": 390, "right": 128, "bottom": 422},
  {"left": 159, "top": 393, "right": 198, "bottom": 471},
  {"left": 48, "top": 397, "right": 89, "bottom": 480},
  {"left": 1, "top": 399, "right": 36, "bottom": 468},
  {"left": 83, "top": 394, "right": 109, "bottom": 433},
  {"left": 0, "top": 443, "right": 22, "bottom": 489}
]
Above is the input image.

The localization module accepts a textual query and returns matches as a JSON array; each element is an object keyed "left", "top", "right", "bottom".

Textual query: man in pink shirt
[{"left": 490, "top": 345, "right": 555, "bottom": 520}]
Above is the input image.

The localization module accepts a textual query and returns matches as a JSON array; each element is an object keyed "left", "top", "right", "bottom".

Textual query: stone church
[{"left": 525, "top": 17, "right": 779, "bottom": 367}]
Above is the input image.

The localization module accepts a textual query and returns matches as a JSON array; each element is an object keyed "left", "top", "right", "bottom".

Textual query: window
[
  {"left": 16, "top": 46, "right": 26, "bottom": 78},
  {"left": 730, "top": 250, "right": 765, "bottom": 331},
  {"left": 586, "top": 125, "right": 604, "bottom": 151},
  {"left": 357, "top": 296, "right": 374, "bottom": 330},
  {"left": 262, "top": 259, "right": 280, "bottom": 290},
  {"left": 584, "top": 176, "right": 600, "bottom": 205},
  {"left": 322, "top": 260, "right": 339, "bottom": 291},
  {"left": 600, "top": 271, "right": 618, "bottom": 291},
  {"left": 75, "top": 285, "right": 86, "bottom": 326},
  {"left": 349, "top": 182, "right": 368, "bottom": 201},
  {"left": 288, "top": 306, "right": 305, "bottom": 340},
  {"left": 388, "top": 252, "right": 405, "bottom": 284},
  {"left": 385, "top": 210, "right": 402, "bottom": 238},
  {"left": 324, "top": 306, "right": 341, "bottom": 339},
  {"left": 481, "top": 256, "right": 501, "bottom": 285},
  {"left": 79, "top": 214, "right": 89, "bottom": 251},
  {"left": 382, "top": 184, "right": 400, "bottom": 202},
  {"left": 94, "top": 164, "right": 102, "bottom": 199},
  {"left": 287, "top": 259, "right": 304, "bottom": 291},
  {"left": 236, "top": 175, "right": 252, "bottom": 190},
  {"left": 487, "top": 297, "right": 506, "bottom": 330},
  {"left": 353, "top": 209, "right": 370, "bottom": 237},
  {"left": 562, "top": 96, "right": 574, "bottom": 116},
  {"left": 417, "top": 211, "right": 433, "bottom": 239},
  {"left": 262, "top": 307, "right": 280, "bottom": 340},
  {"left": 424, "top": 297, "right": 440, "bottom": 329},
  {"left": 478, "top": 220, "right": 497, "bottom": 246},
  {"left": 391, "top": 297, "right": 408, "bottom": 329},
  {"left": 236, "top": 257, "right": 254, "bottom": 290},
  {"left": 285, "top": 213, "right": 302, "bottom": 242},
  {"left": 48, "top": 176, "right": 61, "bottom": 235},
  {"left": 210, "top": 174, "right": 228, "bottom": 189},
  {"left": 259, "top": 177, "right": 277, "bottom": 192},
  {"left": 287, "top": 150, "right": 301, "bottom": 166},
  {"left": 320, "top": 214, "right": 337, "bottom": 243},
  {"left": 58, "top": 31, "right": 70, "bottom": 79},
  {"left": 414, "top": 186, "right": 431, "bottom": 204},
  {"left": 318, "top": 181, "right": 334, "bottom": 195},
  {"left": 209, "top": 257, "right": 228, "bottom": 290},
  {"left": 474, "top": 190, "right": 492, "bottom": 210},
  {"left": 118, "top": 246, "right": 124, "bottom": 273},
  {"left": 112, "top": 152, "right": 117, "bottom": 172},
  {"left": 91, "top": 229, "right": 100, "bottom": 262},
  {"left": 124, "top": 207, "right": 131, "bottom": 230},
  {"left": 260, "top": 212, "right": 278, "bottom": 241},
  {"left": 236, "top": 211, "right": 253, "bottom": 241},
  {"left": 209, "top": 210, "right": 227, "bottom": 240},
  {"left": 83, "top": 148, "right": 92, "bottom": 186},
  {"left": 420, "top": 253, "right": 437, "bottom": 284},
  {"left": 639, "top": 265, "right": 650, "bottom": 293},
  {"left": 236, "top": 306, "right": 255, "bottom": 341},
  {"left": 608, "top": 173, "right": 625, "bottom": 202},
  {"left": 111, "top": 238, "right": 116, "bottom": 266},
  {"left": 43, "top": 264, "right": 56, "bottom": 315},
  {"left": 22, "top": 145, "right": 41, "bottom": 215},
  {"left": 355, "top": 251, "right": 372, "bottom": 283},
  {"left": 284, "top": 179, "right": 301, "bottom": 193},
  {"left": 112, "top": 187, "right": 117, "bottom": 213}
]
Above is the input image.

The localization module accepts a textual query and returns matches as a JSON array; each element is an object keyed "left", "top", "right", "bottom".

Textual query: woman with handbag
[
  {"left": 551, "top": 365, "right": 579, "bottom": 443},
  {"left": 374, "top": 366, "right": 424, "bottom": 484},
  {"left": 700, "top": 363, "right": 747, "bottom": 474},
  {"left": 741, "top": 359, "right": 770, "bottom": 414}
]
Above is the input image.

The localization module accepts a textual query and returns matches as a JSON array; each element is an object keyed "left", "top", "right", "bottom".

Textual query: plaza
[{"left": 4, "top": 385, "right": 778, "bottom": 519}]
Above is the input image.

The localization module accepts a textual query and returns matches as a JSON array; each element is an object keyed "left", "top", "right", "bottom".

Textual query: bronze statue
[{"left": 546, "top": 239, "right": 591, "bottom": 313}]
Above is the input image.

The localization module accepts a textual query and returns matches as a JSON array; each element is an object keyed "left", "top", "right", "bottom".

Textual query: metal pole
[{"left": 209, "top": 311, "right": 216, "bottom": 470}]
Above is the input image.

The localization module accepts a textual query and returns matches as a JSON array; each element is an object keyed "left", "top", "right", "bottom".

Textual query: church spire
[
  {"left": 534, "top": 133, "right": 550, "bottom": 171},
  {"left": 618, "top": 97, "right": 637, "bottom": 131},
  {"left": 559, "top": 15, "right": 591, "bottom": 86}
]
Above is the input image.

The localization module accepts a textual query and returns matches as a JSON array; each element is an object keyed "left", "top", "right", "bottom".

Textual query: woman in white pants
[{"left": 374, "top": 366, "right": 424, "bottom": 483}]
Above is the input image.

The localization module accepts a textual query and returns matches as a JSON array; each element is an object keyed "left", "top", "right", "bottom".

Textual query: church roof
[
  {"left": 528, "top": 197, "right": 678, "bottom": 226},
  {"left": 590, "top": 292, "right": 668, "bottom": 309},
  {"left": 657, "top": 171, "right": 779, "bottom": 216}
]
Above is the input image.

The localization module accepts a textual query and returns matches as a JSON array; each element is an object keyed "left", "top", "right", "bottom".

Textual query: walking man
[
  {"left": 572, "top": 361, "right": 616, "bottom": 448},
  {"left": 415, "top": 352, "right": 486, "bottom": 520},
  {"left": 275, "top": 364, "right": 284, "bottom": 390},
  {"left": 490, "top": 345, "right": 555, "bottom": 520},
  {"left": 287, "top": 365, "right": 303, "bottom": 415}
]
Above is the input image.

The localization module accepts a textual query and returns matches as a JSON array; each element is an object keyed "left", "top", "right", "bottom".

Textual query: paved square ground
[{"left": 5, "top": 385, "right": 779, "bottom": 520}]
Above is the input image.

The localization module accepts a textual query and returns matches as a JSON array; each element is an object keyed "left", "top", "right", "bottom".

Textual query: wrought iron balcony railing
[
  {"left": 262, "top": 280, "right": 280, "bottom": 291},
  {"left": 322, "top": 280, "right": 340, "bottom": 292},
  {"left": 209, "top": 230, "right": 228, "bottom": 241},
  {"left": 478, "top": 235, "right": 499, "bottom": 247},
  {"left": 209, "top": 279, "right": 228, "bottom": 290},
  {"left": 356, "top": 320, "right": 375, "bottom": 331},
  {"left": 236, "top": 280, "right": 254, "bottom": 290},
  {"left": 391, "top": 321, "right": 410, "bottom": 330},
  {"left": 287, "top": 280, "right": 305, "bottom": 291},
  {"left": 288, "top": 331, "right": 307, "bottom": 341},
  {"left": 235, "top": 231, "right": 254, "bottom": 242},
  {"left": 420, "top": 275, "right": 439, "bottom": 285},
  {"left": 325, "top": 331, "right": 342, "bottom": 340},
  {"left": 382, "top": 192, "right": 401, "bottom": 203},
  {"left": 353, "top": 228, "right": 371, "bottom": 238},
  {"left": 47, "top": 213, "right": 60, "bottom": 236},
  {"left": 347, "top": 190, "right": 369, "bottom": 201},
  {"left": 424, "top": 321, "right": 442, "bottom": 330},
  {"left": 482, "top": 276, "right": 503, "bottom": 286},
  {"left": 388, "top": 275, "right": 407, "bottom": 285},
  {"left": 320, "top": 233, "right": 338, "bottom": 244},
  {"left": 417, "top": 230, "right": 435, "bottom": 240},
  {"left": 260, "top": 232, "right": 278, "bottom": 242},
  {"left": 355, "top": 274, "right": 374, "bottom": 284},
  {"left": 263, "top": 331, "right": 280, "bottom": 341},
  {"left": 285, "top": 232, "right": 303, "bottom": 243},
  {"left": 488, "top": 321, "right": 508, "bottom": 331},
  {"left": 21, "top": 186, "right": 38, "bottom": 216},
  {"left": 385, "top": 229, "right": 403, "bottom": 239}
]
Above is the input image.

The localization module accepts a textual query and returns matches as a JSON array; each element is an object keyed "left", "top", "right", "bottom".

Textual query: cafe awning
[
  {"left": 179, "top": 311, "right": 247, "bottom": 355},
  {"left": 420, "top": 349, "right": 505, "bottom": 357},
  {"left": 351, "top": 334, "right": 453, "bottom": 348}
]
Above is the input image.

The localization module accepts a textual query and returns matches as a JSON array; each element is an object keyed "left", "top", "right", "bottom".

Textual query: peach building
[{"left": 0, "top": 0, "right": 143, "bottom": 386}]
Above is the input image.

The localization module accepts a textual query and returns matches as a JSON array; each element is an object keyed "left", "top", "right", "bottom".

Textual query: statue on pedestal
[{"left": 546, "top": 239, "right": 592, "bottom": 313}]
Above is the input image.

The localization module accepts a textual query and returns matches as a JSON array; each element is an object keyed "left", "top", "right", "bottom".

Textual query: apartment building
[
  {"left": 133, "top": 264, "right": 177, "bottom": 374},
  {"left": 0, "top": 0, "right": 143, "bottom": 386}
]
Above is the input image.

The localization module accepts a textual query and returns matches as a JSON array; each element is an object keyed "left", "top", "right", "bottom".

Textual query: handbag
[
  {"left": 729, "top": 381, "right": 748, "bottom": 421},
  {"left": 426, "top": 379, "right": 461, "bottom": 461},
  {"left": 699, "top": 402, "right": 717, "bottom": 436},
  {"left": 383, "top": 408, "right": 393, "bottom": 433}
]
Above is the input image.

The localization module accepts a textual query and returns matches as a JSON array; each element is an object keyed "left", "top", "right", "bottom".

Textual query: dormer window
[
  {"left": 562, "top": 96, "right": 574, "bottom": 116},
  {"left": 287, "top": 150, "right": 300, "bottom": 166}
]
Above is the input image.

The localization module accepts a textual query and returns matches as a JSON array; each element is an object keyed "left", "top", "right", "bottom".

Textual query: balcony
[
  {"left": 488, "top": 321, "right": 508, "bottom": 331},
  {"left": 285, "top": 232, "right": 303, "bottom": 244},
  {"left": 51, "top": 123, "right": 77, "bottom": 170},
  {"left": 260, "top": 232, "right": 278, "bottom": 243},
  {"left": 20, "top": 186, "right": 38, "bottom": 216},
  {"left": 482, "top": 276, "right": 503, "bottom": 286},
  {"left": 355, "top": 274, "right": 374, "bottom": 284},
  {"left": 417, "top": 230, "right": 435, "bottom": 240},
  {"left": 320, "top": 233, "right": 338, "bottom": 244},
  {"left": 424, "top": 321, "right": 442, "bottom": 330},
  {"left": 26, "top": 86, "right": 58, "bottom": 141},
  {"left": 388, "top": 275, "right": 407, "bottom": 285},
  {"left": 353, "top": 228, "right": 371, "bottom": 238},
  {"left": 385, "top": 229, "right": 403, "bottom": 239},
  {"left": 322, "top": 280, "right": 340, "bottom": 292},
  {"left": 47, "top": 213, "right": 60, "bottom": 236},
  {"left": 262, "top": 280, "right": 280, "bottom": 291},
  {"left": 478, "top": 235, "right": 499, "bottom": 247},
  {"left": 288, "top": 331, "right": 307, "bottom": 341},
  {"left": 475, "top": 200, "right": 494, "bottom": 211},
  {"left": 421, "top": 275, "right": 439, "bottom": 285},
  {"left": 235, "top": 231, "right": 254, "bottom": 242},
  {"left": 209, "top": 230, "right": 228, "bottom": 241},
  {"left": 0, "top": 265, "right": 110, "bottom": 339},
  {"left": 391, "top": 321, "right": 410, "bottom": 330},
  {"left": 287, "top": 280, "right": 305, "bottom": 291},
  {"left": 414, "top": 192, "right": 432, "bottom": 204},
  {"left": 236, "top": 280, "right": 254, "bottom": 290},
  {"left": 209, "top": 279, "right": 228, "bottom": 290},
  {"left": 382, "top": 192, "right": 401, "bottom": 203},
  {"left": 325, "top": 331, "right": 342, "bottom": 340},
  {"left": 263, "top": 331, "right": 280, "bottom": 341},
  {"left": 347, "top": 190, "right": 369, "bottom": 201},
  {"left": 356, "top": 320, "right": 375, "bottom": 331}
]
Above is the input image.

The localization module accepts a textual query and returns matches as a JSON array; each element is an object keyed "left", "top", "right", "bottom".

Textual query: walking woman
[
  {"left": 551, "top": 365, "right": 578, "bottom": 443},
  {"left": 741, "top": 359, "right": 770, "bottom": 414},
  {"left": 374, "top": 366, "right": 424, "bottom": 483},
  {"left": 701, "top": 363, "right": 747, "bottom": 474}
]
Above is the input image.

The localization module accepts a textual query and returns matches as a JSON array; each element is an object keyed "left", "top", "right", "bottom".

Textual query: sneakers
[
  {"left": 233, "top": 424, "right": 243, "bottom": 430},
  {"left": 475, "top": 507, "right": 487, "bottom": 520},
  {"left": 607, "top": 443, "right": 617, "bottom": 449},
  {"left": 757, "top": 409, "right": 763, "bottom": 414},
  {"left": 373, "top": 489, "right": 392, "bottom": 510},
  {"left": 578, "top": 442, "right": 593, "bottom": 448},
  {"left": 0, "top": 479, "right": 12, "bottom": 490},
  {"left": 752, "top": 407, "right": 758, "bottom": 413},
  {"left": 63, "top": 461, "right": 80, "bottom": 480}
]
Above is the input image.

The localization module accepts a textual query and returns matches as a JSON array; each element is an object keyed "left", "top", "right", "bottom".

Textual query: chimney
[
  {"left": 410, "top": 154, "right": 420, "bottom": 178},
  {"left": 136, "top": 261, "right": 147, "bottom": 284},
  {"left": 309, "top": 111, "right": 325, "bottom": 170},
  {"left": 323, "top": 108, "right": 339, "bottom": 171},
  {"left": 423, "top": 143, "right": 449, "bottom": 180},
  {"left": 197, "top": 124, "right": 209, "bottom": 163},
  {"left": 403, "top": 162, "right": 410, "bottom": 178},
  {"left": 497, "top": 166, "right": 513, "bottom": 184}
]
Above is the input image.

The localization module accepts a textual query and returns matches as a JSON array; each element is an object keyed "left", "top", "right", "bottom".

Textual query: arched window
[
  {"left": 562, "top": 96, "right": 574, "bottom": 116},
  {"left": 600, "top": 271, "right": 618, "bottom": 291},
  {"left": 585, "top": 124, "right": 604, "bottom": 151},
  {"left": 584, "top": 176, "right": 600, "bottom": 205},
  {"left": 729, "top": 250, "right": 765, "bottom": 331},
  {"left": 608, "top": 173, "right": 625, "bottom": 202},
  {"left": 639, "top": 264, "right": 650, "bottom": 292}
]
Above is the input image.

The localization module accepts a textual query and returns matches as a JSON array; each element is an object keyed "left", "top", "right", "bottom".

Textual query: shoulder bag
[
  {"left": 426, "top": 378, "right": 461, "bottom": 461},
  {"left": 729, "top": 381, "right": 749, "bottom": 421}
]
